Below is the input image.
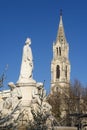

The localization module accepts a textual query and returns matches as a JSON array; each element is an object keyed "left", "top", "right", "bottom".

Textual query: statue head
[
  {"left": 25, "top": 38, "right": 31, "bottom": 45},
  {"left": 36, "top": 82, "right": 43, "bottom": 90}
]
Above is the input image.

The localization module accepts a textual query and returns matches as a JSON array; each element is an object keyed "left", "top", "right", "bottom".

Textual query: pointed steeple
[
  {"left": 50, "top": 10, "right": 71, "bottom": 93},
  {"left": 56, "top": 10, "right": 67, "bottom": 44},
  {"left": 59, "top": 9, "right": 63, "bottom": 27}
]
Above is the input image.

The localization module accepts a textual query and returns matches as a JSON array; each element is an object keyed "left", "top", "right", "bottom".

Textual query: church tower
[{"left": 51, "top": 11, "right": 71, "bottom": 93}]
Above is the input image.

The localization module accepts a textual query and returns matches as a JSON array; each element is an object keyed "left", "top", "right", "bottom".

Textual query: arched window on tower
[
  {"left": 56, "top": 47, "right": 58, "bottom": 56},
  {"left": 56, "top": 65, "right": 60, "bottom": 79},
  {"left": 59, "top": 47, "right": 61, "bottom": 56},
  {"left": 65, "top": 65, "right": 67, "bottom": 79}
]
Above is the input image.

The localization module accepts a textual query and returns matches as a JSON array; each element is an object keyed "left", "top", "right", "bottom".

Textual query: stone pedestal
[{"left": 16, "top": 81, "right": 36, "bottom": 102}]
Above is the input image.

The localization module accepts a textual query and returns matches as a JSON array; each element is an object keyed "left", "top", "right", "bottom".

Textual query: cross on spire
[{"left": 60, "top": 9, "right": 62, "bottom": 16}]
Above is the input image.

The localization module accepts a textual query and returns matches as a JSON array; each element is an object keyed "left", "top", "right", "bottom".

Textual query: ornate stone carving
[{"left": 3, "top": 82, "right": 22, "bottom": 109}]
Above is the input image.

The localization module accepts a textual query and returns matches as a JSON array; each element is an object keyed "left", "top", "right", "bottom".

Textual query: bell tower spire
[
  {"left": 56, "top": 9, "right": 66, "bottom": 44},
  {"left": 59, "top": 9, "right": 63, "bottom": 26},
  {"left": 50, "top": 11, "right": 71, "bottom": 93}
]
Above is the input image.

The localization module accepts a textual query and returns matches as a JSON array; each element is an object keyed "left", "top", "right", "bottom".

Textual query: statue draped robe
[{"left": 18, "top": 43, "right": 33, "bottom": 82}]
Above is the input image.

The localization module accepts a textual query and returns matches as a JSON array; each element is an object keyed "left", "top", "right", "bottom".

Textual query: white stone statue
[
  {"left": 32, "top": 83, "right": 43, "bottom": 105},
  {"left": 31, "top": 82, "right": 52, "bottom": 115},
  {"left": 3, "top": 82, "right": 22, "bottom": 110},
  {"left": 0, "top": 82, "right": 22, "bottom": 118},
  {"left": 18, "top": 38, "right": 34, "bottom": 83},
  {"left": 8, "top": 82, "right": 22, "bottom": 99}
]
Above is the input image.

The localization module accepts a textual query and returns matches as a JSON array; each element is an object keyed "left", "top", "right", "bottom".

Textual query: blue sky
[{"left": 0, "top": 0, "right": 87, "bottom": 93}]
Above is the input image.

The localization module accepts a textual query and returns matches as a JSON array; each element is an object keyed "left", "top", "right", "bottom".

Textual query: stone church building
[{"left": 50, "top": 12, "right": 71, "bottom": 94}]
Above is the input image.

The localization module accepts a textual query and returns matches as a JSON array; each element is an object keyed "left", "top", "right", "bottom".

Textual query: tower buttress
[{"left": 51, "top": 11, "right": 71, "bottom": 93}]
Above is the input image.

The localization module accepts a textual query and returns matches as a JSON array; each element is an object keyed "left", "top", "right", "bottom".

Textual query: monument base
[{"left": 16, "top": 81, "right": 37, "bottom": 102}]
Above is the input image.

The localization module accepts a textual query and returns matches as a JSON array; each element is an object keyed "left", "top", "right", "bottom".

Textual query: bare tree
[
  {"left": 47, "top": 91, "right": 61, "bottom": 122},
  {"left": 48, "top": 79, "right": 87, "bottom": 127}
]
